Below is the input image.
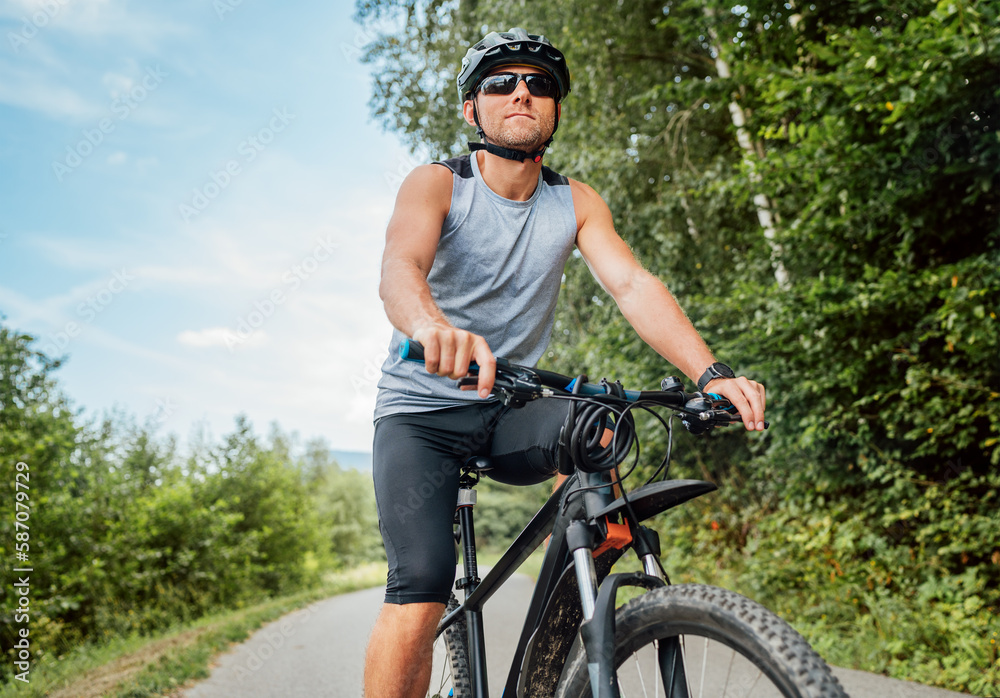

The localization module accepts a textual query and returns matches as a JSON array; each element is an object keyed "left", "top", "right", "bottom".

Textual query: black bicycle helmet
[
  {"left": 457, "top": 27, "right": 571, "bottom": 103},
  {"left": 458, "top": 27, "right": 571, "bottom": 163}
]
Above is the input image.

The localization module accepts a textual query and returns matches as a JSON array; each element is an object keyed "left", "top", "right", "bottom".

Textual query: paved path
[{"left": 182, "top": 577, "right": 976, "bottom": 698}]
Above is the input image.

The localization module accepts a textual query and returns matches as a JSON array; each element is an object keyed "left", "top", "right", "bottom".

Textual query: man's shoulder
[
  {"left": 564, "top": 177, "right": 604, "bottom": 203},
  {"left": 394, "top": 163, "right": 455, "bottom": 212},
  {"left": 540, "top": 164, "right": 570, "bottom": 187},
  {"left": 431, "top": 154, "right": 473, "bottom": 179},
  {"left": 542, "top": 169, "right": 598, "bottom": 199}
]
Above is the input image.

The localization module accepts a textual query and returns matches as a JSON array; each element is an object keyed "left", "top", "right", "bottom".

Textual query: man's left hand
[{"left": 704, "top": 377, "right": 767, "bottom": 431}]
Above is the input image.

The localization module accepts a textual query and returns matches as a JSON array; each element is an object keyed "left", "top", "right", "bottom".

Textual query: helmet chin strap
[{"left": 469, "top": 99, "right": 558, "bottom": 164}]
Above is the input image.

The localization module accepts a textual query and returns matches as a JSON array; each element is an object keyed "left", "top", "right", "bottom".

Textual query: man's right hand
[{"left": 411, "top": 325, "right": 497, "bottom": 399}]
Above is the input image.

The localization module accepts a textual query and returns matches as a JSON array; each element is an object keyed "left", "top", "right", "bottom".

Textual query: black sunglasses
[{"left": 476, "top": 72, "right": 559, "bottom": 100}]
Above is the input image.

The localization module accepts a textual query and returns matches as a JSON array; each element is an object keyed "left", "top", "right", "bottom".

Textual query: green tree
[
  {"left": 301, "top": 438, "right": 383, "bottom": 569},
  {"left": 194, "top": 418, "right": 329, "bottom": 593},
  {"left": 1, "top": 322, "right": 83, "bottom": 667},
  {"left": 1, "top": 320, "right": 360, "bottom": 685},
  {"left": 355, "top": 0, "right": 1000, "bottom": 691}
]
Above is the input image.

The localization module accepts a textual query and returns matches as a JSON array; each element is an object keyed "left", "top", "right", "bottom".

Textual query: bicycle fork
[{"left": 567, "top": 474, "right": 688, "bottom": 698}]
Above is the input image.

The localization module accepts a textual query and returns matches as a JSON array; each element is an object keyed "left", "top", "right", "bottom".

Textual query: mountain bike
[{"left": 400, "top": 340, "right": 847, "bottom": 698}]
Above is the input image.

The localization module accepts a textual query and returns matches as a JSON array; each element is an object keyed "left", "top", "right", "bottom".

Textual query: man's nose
[{"left": 511, "top": 78, "right": 532, "bottom": 102}]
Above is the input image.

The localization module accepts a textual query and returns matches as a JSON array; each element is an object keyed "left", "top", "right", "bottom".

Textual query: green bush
[{"left": 0, "top": 322, "right": 383, "bottom": 685}]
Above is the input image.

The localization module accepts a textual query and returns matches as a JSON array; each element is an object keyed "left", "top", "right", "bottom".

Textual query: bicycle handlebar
[{"left": 398, "top": 339, "right": 765, "bottom": 433}]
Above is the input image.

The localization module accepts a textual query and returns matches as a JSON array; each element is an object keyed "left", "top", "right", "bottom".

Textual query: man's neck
[{"left": 475, "top": 150, "right": 543, "bottom": 201}]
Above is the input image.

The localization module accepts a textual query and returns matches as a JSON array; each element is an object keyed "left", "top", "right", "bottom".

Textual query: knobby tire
[
  {"left": 430, "top": 594, "right": 472, "bottom": 698},
  {"left": 555, "top": 584, "right": 848, "bottom": 698}
]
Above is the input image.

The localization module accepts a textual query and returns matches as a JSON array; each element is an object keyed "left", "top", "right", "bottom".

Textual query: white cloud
[
  {"left": 0, "top": 0, "right": 189, "bottom": 42},
  {"left": 0, "top": 0, "right": 416, "bottom": 452},
  {"left": 177, "top": 326, "right": 266, "bottom": 349},
  {"left": 0, "top": 62, "right": 103, "bottom": 121}
]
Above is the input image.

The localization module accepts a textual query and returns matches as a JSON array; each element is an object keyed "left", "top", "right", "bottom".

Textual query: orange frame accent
[{"left": 592, "top": 520, "right": 632, "bottom": 557}]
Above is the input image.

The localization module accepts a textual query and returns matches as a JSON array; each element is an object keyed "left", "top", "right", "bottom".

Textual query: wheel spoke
[
  {"left": 680, "top": 636, "right": 692, "bottom": 698},
  {"left": 722, "top": 643, "right": 735, "bottom": 696},
  {"left": 745, "top": 667, "right": 764, "bottom": 697},
  {"left": 633, "top": 648, "right": 646, "bottom": 698},
  {"left": 698, "top": 636, "right": 707, "bottom": 698},
  {"left": 555, "top": 585, "right": 846, "bottom": 698}
]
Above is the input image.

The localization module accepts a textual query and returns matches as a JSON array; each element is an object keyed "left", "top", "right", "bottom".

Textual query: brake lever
[{"left": 457, "top": 363, "right": 543, "bottom": 408}]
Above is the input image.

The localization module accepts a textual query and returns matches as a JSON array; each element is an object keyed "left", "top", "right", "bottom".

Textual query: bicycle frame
[{"left": 439, "top": 465, "right": 717, "bottom": 698}]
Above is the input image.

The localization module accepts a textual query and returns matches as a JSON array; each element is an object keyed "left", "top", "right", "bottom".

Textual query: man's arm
[
  {"left": 570, "top": 180, "right": 766, "bottom": 431},
  {"left": 380, "top": 164, "right": 496, "bottom": 397}
]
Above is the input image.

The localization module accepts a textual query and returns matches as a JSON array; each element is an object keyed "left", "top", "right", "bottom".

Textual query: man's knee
[
  {"left": 386, "top": 568, "right": 456, "bottom": 605},
  {"left": 378, "top": 600, "right": 446, "bottom": 635}
]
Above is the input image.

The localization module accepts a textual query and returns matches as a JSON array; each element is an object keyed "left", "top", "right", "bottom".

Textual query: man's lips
[{"left": 507, "top": 113, "right": 535, "bottom": 119}]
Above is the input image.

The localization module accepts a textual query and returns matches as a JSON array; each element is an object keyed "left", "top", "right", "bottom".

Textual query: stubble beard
[{"left": 479, "top": 109, "right": 556, "bottom": 153}]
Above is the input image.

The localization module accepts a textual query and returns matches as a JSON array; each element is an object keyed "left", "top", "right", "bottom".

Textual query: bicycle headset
[{"left": 457, "top": 27, "right": 572, "bottom": 164}]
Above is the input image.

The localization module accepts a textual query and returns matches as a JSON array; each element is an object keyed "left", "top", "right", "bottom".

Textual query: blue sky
[{"left": 0, "top": 0, "right": 426, "bottom": 452}]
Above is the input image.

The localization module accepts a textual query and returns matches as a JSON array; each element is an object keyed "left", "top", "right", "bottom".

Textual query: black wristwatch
[{"left": 697, "top": 362, "right": 735, "bottom": 391}]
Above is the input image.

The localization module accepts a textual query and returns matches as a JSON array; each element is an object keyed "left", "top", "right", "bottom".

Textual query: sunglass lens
[
  {"left": 478, "top": 74, "right": 558, "bottom": 99},
  {"left": 525, "top": 75, "right": 557, "bottom": 98},
  {"left": 480, "top": 75, "right": 518, "bottom": 96}
]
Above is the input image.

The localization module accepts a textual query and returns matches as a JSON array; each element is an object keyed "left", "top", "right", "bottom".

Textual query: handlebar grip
[
  {"left": 399, "top": 339, "right": 425, "bottom": 363},
  {"left": 399, "top": 339, "right": 481, "bottom": 373}
]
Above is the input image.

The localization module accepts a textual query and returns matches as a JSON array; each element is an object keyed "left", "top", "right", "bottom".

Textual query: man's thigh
[
  {"left": 372, "top": 403, "right": 501, "bottom": 604},
  {"left": 489, "top": 398, "right": 572, "bottom": 485}
]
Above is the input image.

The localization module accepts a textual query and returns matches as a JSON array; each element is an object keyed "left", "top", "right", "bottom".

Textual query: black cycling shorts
[{"left": 372, "top": 399, "right": 571, "bottom": 605}]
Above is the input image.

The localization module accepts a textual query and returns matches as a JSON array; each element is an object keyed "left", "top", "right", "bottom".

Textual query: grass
[{"left": 0, "top": 563, "right": 386, "bottom": 698}]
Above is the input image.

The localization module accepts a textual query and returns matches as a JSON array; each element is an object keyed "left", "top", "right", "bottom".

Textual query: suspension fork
[
  {"left": 566, "top": 469, "right": 620, "bottom": 698},
  {"left": 567, "top": 472, "right": 680, "bottom": 698}
]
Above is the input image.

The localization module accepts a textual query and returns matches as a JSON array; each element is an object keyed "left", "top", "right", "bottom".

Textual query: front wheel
[
  {"left": 429, "top": 594, "right": 471, "bottom": 698},
  {"left": 555, "top": 584, "right": 847, "bottom": 698}
]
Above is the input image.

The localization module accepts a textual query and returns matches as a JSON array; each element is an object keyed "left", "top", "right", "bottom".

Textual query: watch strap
[{"left": 697, "top": 362, "right": 734, "bottom": 391}]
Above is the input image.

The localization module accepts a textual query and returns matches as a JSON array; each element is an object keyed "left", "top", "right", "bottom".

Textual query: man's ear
[{"left": 463, "top": 99, "right": 477, "bottom": 127}]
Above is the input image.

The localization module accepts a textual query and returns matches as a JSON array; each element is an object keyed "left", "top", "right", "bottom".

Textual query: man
[{"left": 364, "top": 28, "right": 766, "bottom": 697}]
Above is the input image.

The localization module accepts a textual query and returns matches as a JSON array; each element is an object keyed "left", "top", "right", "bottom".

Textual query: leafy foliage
[
  {"left": 0, "top": 322, "right": 383, "bottom": 684},
  {"left": 355, "top": 0, "right": 999, "bottom": 691}
]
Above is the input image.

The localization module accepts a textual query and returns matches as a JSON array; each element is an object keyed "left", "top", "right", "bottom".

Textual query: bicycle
[{"left": 400, "top": 339, "right": 847, "bottom": 698}]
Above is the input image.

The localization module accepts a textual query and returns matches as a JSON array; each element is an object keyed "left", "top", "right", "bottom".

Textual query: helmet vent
[{"left": 457, "top": 27, "right": 571, "bottom": 103}]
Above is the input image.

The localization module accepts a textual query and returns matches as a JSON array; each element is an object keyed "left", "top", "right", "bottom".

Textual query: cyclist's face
[{"left": 464, "top": 65, "right": 559, "bottom": 154}]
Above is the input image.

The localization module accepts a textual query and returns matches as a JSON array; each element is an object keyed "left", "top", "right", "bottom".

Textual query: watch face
[{"left": 714, "top": 362, "right": 735, "bottom": 379}]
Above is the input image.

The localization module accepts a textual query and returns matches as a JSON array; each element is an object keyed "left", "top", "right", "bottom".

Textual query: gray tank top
[{"left": 374, "top": 152, "right": 577, "bottom": 419}]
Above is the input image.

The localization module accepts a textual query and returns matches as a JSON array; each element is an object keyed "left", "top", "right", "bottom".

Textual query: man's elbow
[{"left": 609, "top": 267, "right": 656, "bottom": 305}]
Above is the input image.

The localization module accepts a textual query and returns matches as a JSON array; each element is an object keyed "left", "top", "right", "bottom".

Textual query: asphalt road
[{"left": 181, "top": 575, "right": 976, "bottom": 698}]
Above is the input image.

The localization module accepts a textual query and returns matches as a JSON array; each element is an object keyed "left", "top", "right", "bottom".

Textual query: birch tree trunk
[{"left": 706, "top": 13, "right": 791, "bottom": 290}]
